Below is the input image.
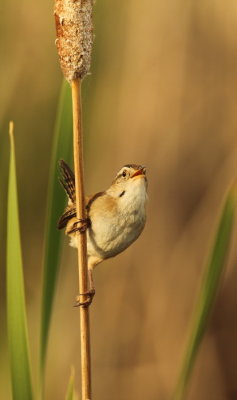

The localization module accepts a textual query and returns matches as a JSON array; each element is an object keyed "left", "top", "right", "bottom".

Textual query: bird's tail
[
  {"left": 59, "top": 159, "right": 75, "bottom": 203},
  {"left": 57, "top": 160, "right": 76, "bottom": 230}
]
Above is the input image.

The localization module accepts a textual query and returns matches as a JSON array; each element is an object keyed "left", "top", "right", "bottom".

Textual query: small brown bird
[{"left": 58, "top": 160, "right": 148, "bottom": 305}]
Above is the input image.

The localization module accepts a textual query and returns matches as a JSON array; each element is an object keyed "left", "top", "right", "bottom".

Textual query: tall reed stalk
[
  {"left": 7, "top": 122, "right": 33, "bottom": 400},
  {"left": 54, "top": 1, "right": 94, "bottom": 398},
  {"left": 71, "top": 78, "right": 92, "bottom": 399}
]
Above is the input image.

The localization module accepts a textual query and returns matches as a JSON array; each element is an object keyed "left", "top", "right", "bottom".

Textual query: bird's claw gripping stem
[
  {"left": 68, "top": 217, "right": 91, "bottom": 234},
  {"left": 74, "top": 288, "right": 95, "bottom": 308}
]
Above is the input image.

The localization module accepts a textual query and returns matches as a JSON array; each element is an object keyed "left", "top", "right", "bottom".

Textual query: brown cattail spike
[{"left": 54, "top": 0, "right": 93, "bottom": 82}]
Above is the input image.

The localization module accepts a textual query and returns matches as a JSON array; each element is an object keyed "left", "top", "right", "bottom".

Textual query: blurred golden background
[{"left": 1, "top": 1, "right": 237, "bottom": 399}]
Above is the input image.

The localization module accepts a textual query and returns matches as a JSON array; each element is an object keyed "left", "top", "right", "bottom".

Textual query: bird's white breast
[
  {"left": 69, "top": 176, "right": 147, "bottom": 268},
  {"left": 86, "top": 177, "right": 147, "bottom": 261}
]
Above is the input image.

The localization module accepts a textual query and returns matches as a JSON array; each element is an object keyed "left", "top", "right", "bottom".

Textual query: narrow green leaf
[
  {"left": 40, "top": 81, "right": 73, "bottom": 375},
  {"left": 65, "top": 367, "right": 76, "bottom": 400},
  {"left": 7, "top": 122, "right": 33, "bottom": 400},
  {"left": 174, "top": 187, "right": 236, "bottom": 400}
]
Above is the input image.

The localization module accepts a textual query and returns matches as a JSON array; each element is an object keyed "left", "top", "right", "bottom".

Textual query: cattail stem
[
  {"left": 54, "top": 0, "right": 94, "bottom": 395},
  {"left": 71, "top": 78, "right": 92, "bottom": 400}
]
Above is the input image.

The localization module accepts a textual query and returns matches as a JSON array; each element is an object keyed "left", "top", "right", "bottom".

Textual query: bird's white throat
[{"left": 119, "top": 177, "right": 147, "bottom": 214}]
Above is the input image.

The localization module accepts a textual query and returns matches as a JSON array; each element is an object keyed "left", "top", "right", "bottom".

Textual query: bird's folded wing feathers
[
  {"left": 57, "top": 207, "right": 76, "bottom": 229},
  {"left": 58, "top": 159, "right": 105, "bottom": 230}
]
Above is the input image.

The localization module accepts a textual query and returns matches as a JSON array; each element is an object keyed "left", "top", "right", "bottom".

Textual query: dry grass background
[{"left": 1, "top": 0, "right": 237, "bottom": 399}]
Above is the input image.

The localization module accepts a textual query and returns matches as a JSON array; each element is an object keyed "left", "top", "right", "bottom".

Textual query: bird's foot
[
  {"left": 68, "top": 218, "right": 91, "bottom": 234},
  {"left": 74, "top": 288, "right": 95, "bottom": 308}
]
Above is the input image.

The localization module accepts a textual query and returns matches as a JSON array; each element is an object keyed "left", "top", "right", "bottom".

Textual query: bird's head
[{"left": 108, "top": 164, "right": 147, "bottom": 199}]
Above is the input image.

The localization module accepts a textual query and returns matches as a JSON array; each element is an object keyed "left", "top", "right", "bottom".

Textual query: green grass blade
[
  {"left": 40, "top": 81, "right": 73, "bottom": 375},
  {"left": 174, "top": 187, "right": 236, "bottom": 400},
  {"left": 7, "top": 123, "right": 33, "bottom": 400},
  {"left": 65, "top": 367, "right": 76, "bottom": 400}
]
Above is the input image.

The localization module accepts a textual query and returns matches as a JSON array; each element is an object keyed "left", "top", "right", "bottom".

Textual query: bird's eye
[{"left": 122, "top": 170, "right": 127, "bottom": 177}]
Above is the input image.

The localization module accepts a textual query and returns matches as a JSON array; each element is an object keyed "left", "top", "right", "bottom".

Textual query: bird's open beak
[{"left": 131, "top": 167, "right": 146, "bottom": 178}]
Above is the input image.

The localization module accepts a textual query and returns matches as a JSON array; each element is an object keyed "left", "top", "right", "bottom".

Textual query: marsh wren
[{"left": 58, "top": 160, "right": 148, "bottom": 306}]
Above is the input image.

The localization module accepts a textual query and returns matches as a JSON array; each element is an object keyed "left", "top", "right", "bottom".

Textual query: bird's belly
[{"left": 87, "top": 210, "right": 146, "bottom": 259}]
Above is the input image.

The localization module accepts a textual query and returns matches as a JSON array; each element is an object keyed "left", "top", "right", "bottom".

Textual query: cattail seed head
[{"left": 54, "top": 0, "right": 93, "bottom": 82}]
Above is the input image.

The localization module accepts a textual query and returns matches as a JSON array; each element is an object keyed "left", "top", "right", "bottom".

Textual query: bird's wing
[
  {"left": 57, "top": 206, "right": 76, "bottom": 229},
  {"left": 86, "top": 192, "right": 105, "bottom": 211},
  {"left": 58, "top": 159, "right": 105, "bottom": 230},
  {"left": 57, "top": 192, "right": 105, "bottom": 230}
]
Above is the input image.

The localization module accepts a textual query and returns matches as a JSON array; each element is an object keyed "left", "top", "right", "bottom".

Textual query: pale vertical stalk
[
  {"left": 71, "top": 78, "right": 92, "bottom": 400},
  {"left": 54, "top": 0, "right": 93, "bottom": 396}
]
